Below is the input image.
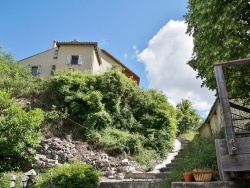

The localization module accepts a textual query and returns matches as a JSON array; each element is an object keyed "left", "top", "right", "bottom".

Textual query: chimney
[{"left": 52, "top": 40, "right": 57, "bottom": 48}]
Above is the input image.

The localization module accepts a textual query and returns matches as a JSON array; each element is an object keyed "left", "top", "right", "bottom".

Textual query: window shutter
[
  {"left": 53, "top": 50, "right": 58, "bottom": 58},
  {"left": 27, "top": 64, "right": 31, "bottom": 72},
  {"left": 37, "top": 65, "right": 42, "bottom": 74},
  {"left": 66, "top": 55, "right": 71, "bottom": 65},
  {"left": 78, "top": 55, "right": 83, "bottom": 64}
]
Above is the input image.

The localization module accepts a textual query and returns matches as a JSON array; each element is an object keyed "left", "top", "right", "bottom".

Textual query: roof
[
  {"left": 56, "top": 40, "right": 98, "bottom": 47},
  {"left": 101, "top": 49, "right": 140, "bottom": 84},
  {"left": 18, "top": 48, "right": 54, "bottom": 62},
  {"left": 198, "top": 98, "right": 219, "bottom": 131}
]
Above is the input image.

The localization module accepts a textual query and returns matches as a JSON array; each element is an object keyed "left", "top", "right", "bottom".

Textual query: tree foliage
[
  {"left": 0, "top": 46, "right": 43, "bottom": 98},
  {"left": 185, "top": 0, "right": 250, "bottom": 102},
  {"left": 0, "top": 91, "right": 44, "bottom": 172},
  {"left": 0, "top": 47, "right": 44, "bottom": 172},
  {"left": 176, "top": 99, "right": 202, "bottom": 134},
  {"left": 42, "top": 69, "right": 177, "bottom": 157}
]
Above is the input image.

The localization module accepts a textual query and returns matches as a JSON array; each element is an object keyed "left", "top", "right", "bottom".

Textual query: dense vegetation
[
  {"left": 0, "top": 47, "right": 44, "bottom": 172},
  {"left": 0, "top": 47, "right": 203, "bottom": 186},
  {"left": 32, "top": 162, "right": 100, "bottom": 188},
  {"left": 0, "top": 91, "right": 43, "bottom": 172},
  {"left": 159, "top": 134, "right": 221, "bottom": 188},
  {"left": 41, "top": 68, "right": 178, "bottom": 167},
  {"left": 185, "top": 0, "right": 250, "bottom": 103}
]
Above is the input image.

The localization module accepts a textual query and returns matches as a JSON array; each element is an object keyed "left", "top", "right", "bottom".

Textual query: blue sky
[{"left": 0, "top": 1, "right": 215, "bottom": 116}]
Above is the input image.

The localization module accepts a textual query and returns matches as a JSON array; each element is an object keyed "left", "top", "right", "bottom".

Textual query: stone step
[
  {"left": 126, "top": 172, "right": 171, "bottom": 179},
  {"left": 165, "top": 162, "right": 177, "bottom": 168},
  {"left": 159, "top": 167, "right": 173, "bottom": 172},
  {"left": 181, "top": 140, "right": 190, "bottom": 143},
  {"left": 100, "top": 179, "right": 162, "bottom": 188}
]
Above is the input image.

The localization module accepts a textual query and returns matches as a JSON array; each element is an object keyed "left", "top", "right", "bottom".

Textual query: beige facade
[
  {"left": 198, "top": 98, "right": 223, "bottom": 138},
  {"left": 18, "top": 40, "right": 140, "bottom": 84}
]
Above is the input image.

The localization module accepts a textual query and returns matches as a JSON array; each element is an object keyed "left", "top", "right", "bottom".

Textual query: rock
[
  {"left": 10, "top": 174, "right": 17, "bottom": 181},
  {"left": 116, "top": 173, "right": 125, "bottom": 180},
  {"left": 128, "top": 166, "right": 136, "bottom": 172},
  {"left": 107, "top": 175, "right": 115, "bottom": 179},
  {"left": 101, "top": 159, "right": 110, "bottom": 167},
  {"left": 119, "top": 166, "right": 131, "bottom": 173},
  {"left": 33, "top": 137, "right": 143, "bottom": 180},
  {"left": 105, "top": 170, "right": 116, "bottom": 177},
  {"left": 121, "top": 159, "right": 129, "bottom": 166},
  {"left": 10, "top": 181, "right": 15, "bottom": 188},
  {"left": 25, "top": 169, "right": 37, "bottom": 176},
  {"left": 36, "top": 154, "right": 46, "bottom": 160},
  {"left": 21, "top": 175, "right": 29, "bottom": 182}
]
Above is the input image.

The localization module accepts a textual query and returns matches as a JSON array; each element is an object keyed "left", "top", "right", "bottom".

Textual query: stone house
[{"left": 18, "top": 40, "right": 140, "bottom": 84}]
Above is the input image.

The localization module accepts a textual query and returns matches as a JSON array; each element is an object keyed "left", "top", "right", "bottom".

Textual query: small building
[
  {"left": 18, "top": 40, "right": 140, "bottom": 84},
  {"left": 199, "top": 97, "right": 250, "bottom": 138},
  {"left": 198, "top": 98, "right": 223, "bottom": 138}
]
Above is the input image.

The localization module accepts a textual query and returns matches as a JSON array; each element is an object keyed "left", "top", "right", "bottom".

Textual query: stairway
[{"left": 100, "top": 138, "right": 190, "bottom": 188}]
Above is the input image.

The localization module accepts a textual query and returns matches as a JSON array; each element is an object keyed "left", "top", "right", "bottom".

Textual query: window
[
  {"left": 66, "top": 55, "right": 83, "bottom": 65},
  {"left": 71, "top": 55, "right": 79, "bottom": 65},
  {"left": 31, "top": 65, "right": 42, "bottom": 75},
  {"left": 31, "top": 66, "right": 38, "bottom": 75},
  {"left": 51, "top": 65, "right": 56, "bottom": 75},
  {"left": 53, "top": 50, "right": 58, "bottom": 58}
]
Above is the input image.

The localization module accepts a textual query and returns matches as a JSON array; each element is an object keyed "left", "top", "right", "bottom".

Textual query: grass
[
  {"left": 159, "top": 134, "right": 221, "bottom": 188},
  {"left": 180, "top": 131, "right": 197, "bottom": 141}
]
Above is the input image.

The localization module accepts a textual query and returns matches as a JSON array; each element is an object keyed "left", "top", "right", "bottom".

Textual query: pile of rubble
[{"left": 34, "top": 137, "right": 142, "bottom": 179}]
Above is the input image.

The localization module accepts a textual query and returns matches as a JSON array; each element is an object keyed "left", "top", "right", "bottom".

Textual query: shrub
[
  {"left": 0, "top": 90, "right": 44, "bottom": 172},
  {"left": 87, "top": 127, "right": 145, "bottom": 156},
  {"left": 0, "top": 173, "right": 11, "bottom": 188},
  {"left": 0, "top": 58, "right": 43, "bottom": 98},
  {"left": 33, "top": 162, "right": 101, "bottom": 188},
  {"left": 0, "top": 172, "right": 22, "bottom": 188},
  {"left": 41, "top": 69, "right": 178, "bottom": 169}
]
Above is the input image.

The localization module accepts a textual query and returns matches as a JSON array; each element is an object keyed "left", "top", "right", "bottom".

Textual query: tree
[
  {"left": 185, "top": 0, "right": 250, "bottom": 103},
  {"left": 0, "top": 46, "right": 43, "bottom": 97},
  {"left": 176, "top": 99, "right": 202, "bottom": 134},
  {"left": 0, "top": 46, "right": 44, "bottom": 172},
  {"left": 0, "top": 90, "right": 44, "bottom": 172}
]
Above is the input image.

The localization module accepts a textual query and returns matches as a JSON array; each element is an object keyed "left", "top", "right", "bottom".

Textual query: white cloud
[{"left": 137, "top": 20, "right": 215, "bottom": 116}]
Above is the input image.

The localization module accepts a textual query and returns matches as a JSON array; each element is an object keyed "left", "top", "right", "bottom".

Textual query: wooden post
[
  {"left": 214, "top": 65, "right": 238, "bottom": 155},
  {"left": 215, "top": 139, "right": 231, "bottom": 180}
]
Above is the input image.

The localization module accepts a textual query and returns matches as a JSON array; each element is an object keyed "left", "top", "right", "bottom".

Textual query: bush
[
  {"left": 0, "top": 90, "right": 44, "bottom": 172},
  {"left": 0, "top": 172, "right": 21, "bottom": 188},
  {"left": 87, "top": 127, "right": 145, "bottom": 156},
  {"left": 0, "top": 173, "right": 11, "bottom": 188},
  {"left": 159, "top": 135, "right": 219, "bottom": 188},
  {"left": 33, "top": 162, "right": 101, "bottom": 188},
  {"left": 0, "top": 57, "right": 43, "bottom": 98},
  {"left": 42, "top": 69, "right": 178, "bottom": 169}
]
